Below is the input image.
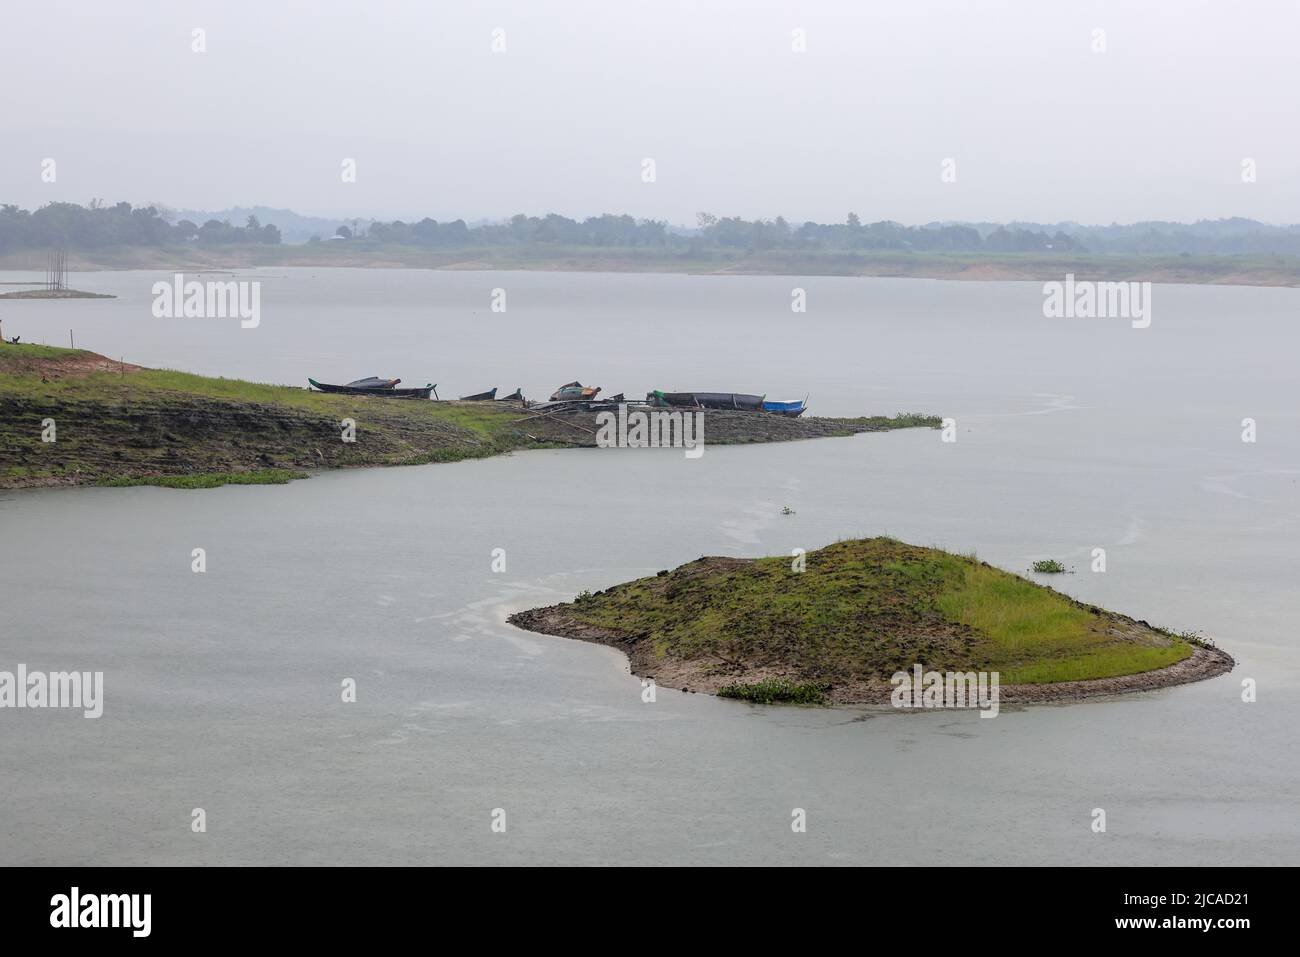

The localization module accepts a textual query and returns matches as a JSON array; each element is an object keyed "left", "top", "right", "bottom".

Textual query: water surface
[{"left": 1, "top": 270, "right": 1297, "bottom": 864}]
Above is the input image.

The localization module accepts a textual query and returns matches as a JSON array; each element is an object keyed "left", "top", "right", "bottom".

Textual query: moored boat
[
  {"left": 648, "top": 390, "right": 765, "bottom": 412},
  {"left": 762, "top": 397, "right": 808, "bottom": 417},
  {"left": 549, "top": 381, "right": 601, "bottom": 401},
  {"left": 459, "top": 387, "right": 498, "bottom": 401},
  {"left": 308, "top": 378, "right": 435, "bottom": 399},
  {"left": 497, "top": 388, "right": 524, "bottom": 402}
]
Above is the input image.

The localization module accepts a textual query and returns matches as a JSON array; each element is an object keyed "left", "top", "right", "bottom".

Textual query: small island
[
  {"left": 509, "top": 538, "right": 1234, "bottom": 706},
  {"left": 0, "top": 288, "right": 115, "bottom": 300},
  {"left": 0, "top": 250, "right": 114, "bottom": 298}
]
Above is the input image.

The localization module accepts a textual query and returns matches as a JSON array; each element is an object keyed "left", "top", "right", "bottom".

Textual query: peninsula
[{"left": 0, "top": 345, "right": 938, "bottom": 488}]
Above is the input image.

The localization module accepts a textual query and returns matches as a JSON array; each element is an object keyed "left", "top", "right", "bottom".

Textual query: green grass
[
  {"left": 0, "top": 344, "right": 94, "bottom": 361},
  {"left": 96, "top": 469, "right": 307, "bottom": 489},
  {"left": 566, "top": 538, "right": 1194, "bottom": 688},
  {"left": 1030, "top": 559, "right": 1068, "bottom": 574},
  {"left": 717, "top": 679, "right": 830, "bottom": 705},
  {"left": 932, "top": 559, "right": 1188, "bottom": 682}
]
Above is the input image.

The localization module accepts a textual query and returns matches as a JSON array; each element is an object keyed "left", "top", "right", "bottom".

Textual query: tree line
[
  {"left": 4, "top": 200, "right": 1300, "bottom": 255},
  {"left": 0, "top": 201, "right": 280, "bottom": 251},
  {"left": 362, "top": 211, "right": 1077, "bottom": 252}
]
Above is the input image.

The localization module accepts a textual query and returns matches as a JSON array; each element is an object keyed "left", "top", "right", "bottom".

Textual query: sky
[{"left": 2, "top": 0, "right": 1297, "bottom": 226}]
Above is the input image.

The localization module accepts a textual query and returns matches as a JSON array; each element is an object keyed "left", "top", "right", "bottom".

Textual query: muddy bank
[{"left": 510, "top": 407, "right": 928, "bottom": 447}]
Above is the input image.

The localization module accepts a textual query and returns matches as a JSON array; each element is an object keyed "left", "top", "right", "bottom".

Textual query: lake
[{"left": 1, "top": 268, "right": 1298, "bottom": 865}]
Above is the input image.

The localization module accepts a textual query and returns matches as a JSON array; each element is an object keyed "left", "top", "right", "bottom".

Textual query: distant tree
[
  {"left": 197, "top": 219, "right": 233, "bottom": 244},
  {"left": 335, "top": 225, "right": 352, "bottom": 239}
]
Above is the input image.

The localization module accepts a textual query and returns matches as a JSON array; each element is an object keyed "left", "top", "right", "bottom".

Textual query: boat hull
[
  {"left": 762, "top": 399, "right": 807, "bottom": 417},
  {"left": 649, "top": 391, "right": 765, "bottom": 412},
  {"left": 308, "top": 378, "right": 434, "bottom": 399}
]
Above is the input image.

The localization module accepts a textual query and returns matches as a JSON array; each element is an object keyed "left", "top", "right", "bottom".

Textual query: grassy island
[{"left": 509, "top": 538, "right": 1234, "bottom": 706}]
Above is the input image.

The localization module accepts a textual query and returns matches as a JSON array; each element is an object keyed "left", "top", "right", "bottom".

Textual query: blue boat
[{"left": 763, "top": 397, "right": 808, "bottom": 417}]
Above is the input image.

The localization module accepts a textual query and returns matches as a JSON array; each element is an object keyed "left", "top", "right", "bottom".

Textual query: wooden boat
[
  {"left": 763, "top": 397, "right": 808, "bottom": 417},
  {"left": 549, "top": 381, "right": 601, "bottom": 401},
  {"left": 497, "top": 388, "right": 524, "bottom": 402},
  {"left": 308, "top": 378, "right": 435, "bottom": 399},
  {"left": 648, "top": 390, "right": 765, "bottom": 412},
  {"left": 459, "top": 387, "right": 497, "bottom": 401}
]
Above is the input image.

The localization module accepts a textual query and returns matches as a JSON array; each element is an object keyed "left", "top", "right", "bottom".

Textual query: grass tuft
[
  {"left": 717, "top": 679, "right": 830, "bottom": 705},
  {"left": 1030, "top": 559, "right": 1068, "bottom": 574}
]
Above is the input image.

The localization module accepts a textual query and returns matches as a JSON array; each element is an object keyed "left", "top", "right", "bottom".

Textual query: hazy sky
[{"left": 3, "top": 0, "right": 1297, "bottom": 225}]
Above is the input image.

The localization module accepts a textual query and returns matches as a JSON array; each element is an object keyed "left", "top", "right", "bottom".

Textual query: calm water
[{"left": 1, "top": 269, "right": 1298, "bottom": 865}]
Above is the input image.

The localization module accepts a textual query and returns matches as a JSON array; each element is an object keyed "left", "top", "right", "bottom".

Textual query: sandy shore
[{"left": 507, "top": 602, "right": 1236, "bottom": 707}]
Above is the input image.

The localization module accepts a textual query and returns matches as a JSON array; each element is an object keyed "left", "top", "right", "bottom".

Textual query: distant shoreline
[{"left": 2, "top": 245, "right": 1299, "bottom": 287}]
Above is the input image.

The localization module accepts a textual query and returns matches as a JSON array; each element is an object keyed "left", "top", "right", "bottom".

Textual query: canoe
[
  {"left": 497, "top": 388, "right": 524, "bottom": 401},
  {"left": 550, "top": 381, "right": 601, "bottom": 401},
  {"left": 459, "top": 387, "right": 497, "bottom": 401},
  {"left": 763, "top": 397, "right": 808, "bottom": 417},
  {"left": 308, "top": 378, "right": 435, "bottom": 399},
  {"left": 648, "top": 390, "right": 765, "bottom": 412}
]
